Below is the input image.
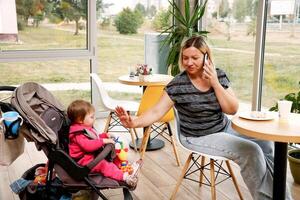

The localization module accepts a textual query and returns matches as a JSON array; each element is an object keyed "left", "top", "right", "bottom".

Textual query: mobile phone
[{"left": 203, "top": 53, "right": 208, "bottom": 66}]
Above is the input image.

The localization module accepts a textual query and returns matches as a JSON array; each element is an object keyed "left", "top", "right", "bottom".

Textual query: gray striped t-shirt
[{"left": 165, "top": 69, "right": 230, "bottom": 137}]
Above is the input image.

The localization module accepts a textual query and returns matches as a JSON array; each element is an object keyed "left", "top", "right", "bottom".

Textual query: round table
[
  {"left": 118, "top": 74, "right": 173, "bottom": 87},
  {"left": 231, "top": 112, "right": 300, "bottom": 200},
  {"left": 118, "top": 74, "right": 173, "bottom": 151}
]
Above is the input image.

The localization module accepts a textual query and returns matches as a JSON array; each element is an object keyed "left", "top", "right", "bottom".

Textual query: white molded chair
[
  {"left": 90, "top": 73, "right": 139, "bottom": 151},
  {"left": 170, "top": 108, "right": 244, "bottom": 200}
]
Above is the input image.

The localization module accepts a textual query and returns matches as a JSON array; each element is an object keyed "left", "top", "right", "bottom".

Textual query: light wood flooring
[{"left": 1, "top": 118, "right": 300, "bottom": 200}]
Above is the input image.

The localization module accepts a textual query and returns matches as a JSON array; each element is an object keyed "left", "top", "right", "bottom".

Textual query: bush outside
[
  {"left": 152, "top": 8, "right": 171, "bottom": 31},
  {"left": 114, "top": 8, "right": 142, "bottom": 34}
]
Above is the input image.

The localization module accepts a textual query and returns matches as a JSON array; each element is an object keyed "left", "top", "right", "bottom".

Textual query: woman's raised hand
[
  {"left": 115, "top": 106, "right": 134, "bottom": 128},
  {"left": 202, "top": 59, "right": 218, "bottom": 87}
]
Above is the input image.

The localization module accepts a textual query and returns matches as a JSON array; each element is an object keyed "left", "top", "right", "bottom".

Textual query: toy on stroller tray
[{"left": 114, "top": 137, "right": 134, "bottom": 174}]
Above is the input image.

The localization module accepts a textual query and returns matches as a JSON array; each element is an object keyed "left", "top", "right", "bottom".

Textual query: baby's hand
[
  {"left": 103, "top": 138, "right": 115, "bottom": 144},
  {"left": 106, "top": 132, "right": 111, "bottom": 138}
]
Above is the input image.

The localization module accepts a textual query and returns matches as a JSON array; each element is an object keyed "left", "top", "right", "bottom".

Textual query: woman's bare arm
[
  {"left": 213, "top": 86, "right": 239, "bottom": 115},
  {"left": 115, "top": 91, "right": 174, "bottom": 128},
  {"left": 203, "top": 60, "right": 238, "bottom": 115}
]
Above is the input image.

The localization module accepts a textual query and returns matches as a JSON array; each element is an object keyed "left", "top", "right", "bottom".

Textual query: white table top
[
  {"left": 118, "top": 74, "right": 173, "bottom": 86},
  {"left": 231, "top": 112, "right": 300, "bottom": 143}
]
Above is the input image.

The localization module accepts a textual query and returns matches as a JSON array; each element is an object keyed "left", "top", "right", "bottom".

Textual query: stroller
[{"left": 3, "top": 82, "right": 134, "bottom": 200}]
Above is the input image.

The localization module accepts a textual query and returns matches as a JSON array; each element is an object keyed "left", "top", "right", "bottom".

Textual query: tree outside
[
  {"left": 152, "top": 8, "right": 171, "bottom": 31},
  {"left": 114, "top": 8, "right": 142, "bottom": 34}
]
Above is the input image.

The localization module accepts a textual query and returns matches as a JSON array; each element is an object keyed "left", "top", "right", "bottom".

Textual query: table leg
[
  {"left": 273, "top": 142, "right": 288, "bottom": 200},
  {"left": 129, "top": 126, "right": 165, "bottom": 151},
  {"left": 128, "top": 85, "right": 165, "bottom": 151}
]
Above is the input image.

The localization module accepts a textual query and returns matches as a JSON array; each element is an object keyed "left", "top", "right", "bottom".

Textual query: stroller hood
[{"left": 11, "top": 82, "right": 65, "bottom": 145}]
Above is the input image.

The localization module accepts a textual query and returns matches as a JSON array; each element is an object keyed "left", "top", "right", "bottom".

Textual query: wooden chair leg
[
  {"left": 199, "top": 156, "right": 205, "bottom": 187},
  {"left": 170, "top": 153, "right": 193, "bottom": 200},
  {"left": 129, "top": 128, "right": 137, "bottom": 152},
  {"left": 167, "top": 123, "right": 180, "bottom": 166},
  {"left": 170, "top": 135, "right": 181, "bottom": 166},
  {"left": 210, "top": 159, "right": 216, "bottom": 200},
  {"left": 103, "top": 112, "right": 112, "bottom": 132},
  {"left": 139, "top": 126, "right": 151, "bottom": 159},
  {"left": 225, "top": 160, "right": 244, "bottom": 200}
]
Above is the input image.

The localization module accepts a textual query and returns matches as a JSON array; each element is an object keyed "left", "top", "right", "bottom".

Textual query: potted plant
[
  {"left": 269, "top": 81, "right": 300, "bottom": 183},
  {"left": 288, "top": 149, "right": 300, "bottom": 184},
  {"left": 135, "top": 64, "right": 152, "bottom": 82},
  {"left": 161, "top": 0, "right": 209, "bottom": 76}
]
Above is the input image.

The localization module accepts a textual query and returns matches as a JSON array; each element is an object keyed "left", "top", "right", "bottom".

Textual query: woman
[{"left": 116, "top": 36, "right": 290, "bottom": 200}]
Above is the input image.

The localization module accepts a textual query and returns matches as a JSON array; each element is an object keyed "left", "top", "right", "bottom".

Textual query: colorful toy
[
  {"left": 114, "top": 137, "right": 133, "bottom": 174},
  {"left": 33, "top": 166, "right": 47, "bottom": 184}
]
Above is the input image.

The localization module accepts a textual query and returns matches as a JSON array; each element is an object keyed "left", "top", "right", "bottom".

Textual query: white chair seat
[
  {"left": 90, "top": 73, "right": 139, "bottom": 151},
  {"left": 178, "top": 138, "right": 229, "bottom": 161},
  {"left": 171, "top": 108, "right": 243, "bottom": 200},
  {"left": 105, "top": 98, "right": 139, "bottom": 112}
]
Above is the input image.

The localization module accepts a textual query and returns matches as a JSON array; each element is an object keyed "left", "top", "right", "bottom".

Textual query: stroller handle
[{"left": 0, "top": 86, "right": 16, "bottom": 92}]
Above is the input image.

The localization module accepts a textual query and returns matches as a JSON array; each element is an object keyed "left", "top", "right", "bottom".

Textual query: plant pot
[
  {"left": 138, "top": 74, "right": 150, "bottom": 82},
  {"left": 288, "top": 149, "right": 300, "bottom": 184},
  {"left": 138, "top": 74, "right": 145, "bottom": 82}
]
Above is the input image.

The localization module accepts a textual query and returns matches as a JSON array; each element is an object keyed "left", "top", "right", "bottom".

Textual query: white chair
[
  {"left": 170, "top": 108, "right": 244, "bottom": 200},
  {"left": 90, "top": 73, "right": 139, "bottom": 151}
]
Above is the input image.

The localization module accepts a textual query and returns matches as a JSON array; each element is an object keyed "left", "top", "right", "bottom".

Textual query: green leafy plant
[
  {"left": 161, "top": 0, "right": 209, "bottom": 76},
  {"left": 114, "top": 8, "right": 141, "bottom": 34},
  {"left": 269, "top": 81, "right": 300, "bottom": 113}
]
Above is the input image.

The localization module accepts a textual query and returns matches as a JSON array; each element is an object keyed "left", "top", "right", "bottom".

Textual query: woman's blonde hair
[
  {"left": 67, "top": 100, "right": 95, "bottom": 123},
  {"left": 178, "top": 36, "right": 213, "bottom": 71}
]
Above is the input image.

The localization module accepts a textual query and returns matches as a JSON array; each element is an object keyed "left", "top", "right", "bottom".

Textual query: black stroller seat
[{"left": 9, "top": 82, "right": 134, "bottom": 200}]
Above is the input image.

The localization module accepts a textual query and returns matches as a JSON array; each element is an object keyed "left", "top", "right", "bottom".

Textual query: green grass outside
[
  {"left": 52, "top": 90, "right": 140, "bottom": 108},
  {"left": 0, "top": 26, "right": 300, "bottom": 107},
  {"left": 0, "top": 90, "right": 140, "bottom": 111}
]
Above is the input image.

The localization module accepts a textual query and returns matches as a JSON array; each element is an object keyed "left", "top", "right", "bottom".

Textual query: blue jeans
[{"left": 180, "top": 121, "right": 292, "bottom": 200}]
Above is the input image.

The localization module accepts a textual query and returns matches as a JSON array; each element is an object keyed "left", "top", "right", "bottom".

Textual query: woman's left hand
[{"left": 202, "top": 60, "right": 218, "bottom": 87}]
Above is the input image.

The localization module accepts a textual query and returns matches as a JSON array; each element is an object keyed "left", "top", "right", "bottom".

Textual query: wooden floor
[{"left": 1, "top": 118, "right": 300, "bottom": 200}]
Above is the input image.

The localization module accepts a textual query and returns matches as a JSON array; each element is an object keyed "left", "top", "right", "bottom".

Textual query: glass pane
[
  {"left": 0, "top": 60, "right": 90, "bottom": 107},
  {"left": 98, "top": 0, "right": 170, "bottom": 82},
  {"left": 262, "top": 1, "right": 300, "bottom": 110},
  {"left": 206, "top": 0, "right": 257, "bottom": 110},
  {"left": 0, "top": 0, "right": 87, "bottom": 51}
]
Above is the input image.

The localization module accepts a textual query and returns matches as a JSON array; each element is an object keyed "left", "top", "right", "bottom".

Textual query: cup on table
[
  {"left": 0, "top": 111, "right": 23, "bottom": 137},
  {"left": 278, "top": 100, "right": 292, "bottom": 121},
  {"left": 128, "top": 66, "right": 135, "bottom": 78}
]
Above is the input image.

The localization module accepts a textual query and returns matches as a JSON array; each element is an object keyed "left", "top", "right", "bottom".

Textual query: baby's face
[{"left": 83, "top": 112, "right": 95, "bottom": 127}]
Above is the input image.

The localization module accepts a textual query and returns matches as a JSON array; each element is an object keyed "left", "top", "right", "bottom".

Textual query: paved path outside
[
  {"left": 1, "top": 81, "right": 255, "bottom": 112},
  {"left": 42, "top": 82, "right": 254, "bottom": 111},
  {"left": 37, "top": 82, "right": 142, "bottom": 94}
]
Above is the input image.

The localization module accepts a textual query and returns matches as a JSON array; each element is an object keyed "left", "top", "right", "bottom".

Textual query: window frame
[{"left": 0, "top": 0, "right": 97, "bottom": 65}]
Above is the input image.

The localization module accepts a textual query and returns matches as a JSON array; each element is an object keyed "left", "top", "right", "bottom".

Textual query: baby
[{"left": 67, "top": 100, "right": 142, "bottom": 187}]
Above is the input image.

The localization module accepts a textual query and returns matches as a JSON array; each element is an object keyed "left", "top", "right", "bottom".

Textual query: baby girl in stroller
[{"left": 67, "top": 100, "right": 143, "bottom": 188}]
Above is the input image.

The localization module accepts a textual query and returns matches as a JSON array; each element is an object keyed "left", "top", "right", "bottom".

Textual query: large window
[
  {"left": 205, "top": 0, "right": 257, "bottom": 106},
  {"left": 97, "top": 0, "right": 170, "bottom": 82},
  {"left": 0, "top": 60, "right": 91, "bottom": 107},
  {"left": 0, "top": 0, "right": 87, "bottom": 51},
  {"left": 262, "top": 0, "right": 300, "bottom": 108},
  {"left": 0, "top": 0, "right": 96, "bottom": 108}
]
